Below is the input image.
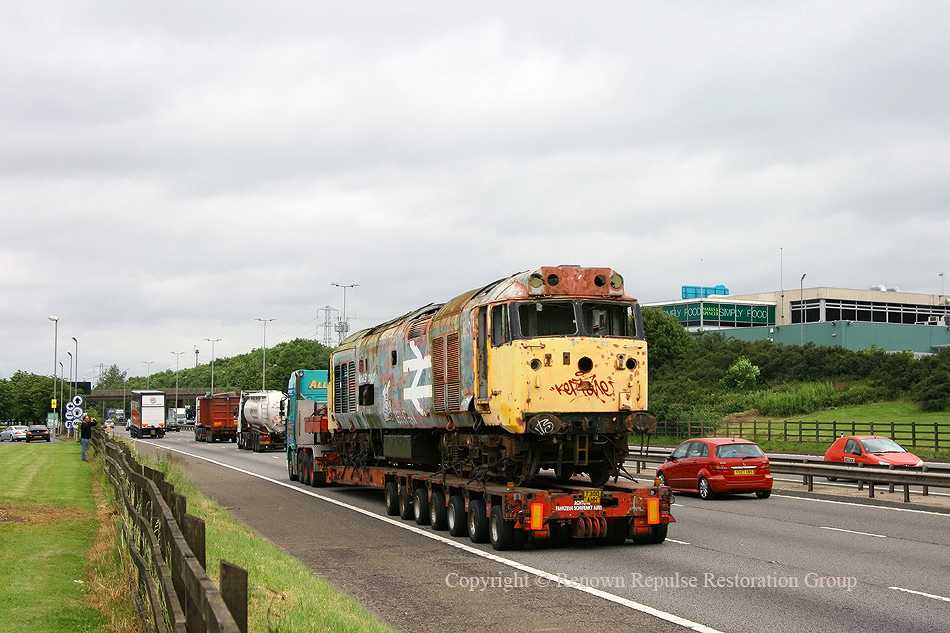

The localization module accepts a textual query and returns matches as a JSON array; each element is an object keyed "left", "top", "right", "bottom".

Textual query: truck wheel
[
  {"left": 447, "top": 495, "right": 466, "bottom": 537},
  {"left": 398, "top": 486, "right": 414, "bottom": 520},
  {"left": 384, "top": 481, "right": 400, "bottom": 516},
  {"left": 600, "top": 518, "right": 629, "bottom": 546},
  {"left": 429, "top": 491, "right": 448, "bottom": 530},
  {"left": 489, "top": 504, "right": 522, "bottom": 551},
  {"left": 648, "top": 523, "right": 669, "bottom": 544},
  {"left": 413, "top": 488, "right": 430, "bottom": 526},
  {"left": 467, "top": 499, "right": 489, "bottom": 543}
]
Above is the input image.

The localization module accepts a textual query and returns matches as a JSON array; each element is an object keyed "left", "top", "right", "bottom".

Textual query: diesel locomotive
[{"left": 327, "top": 265, "right": 656, "bottom": 486}]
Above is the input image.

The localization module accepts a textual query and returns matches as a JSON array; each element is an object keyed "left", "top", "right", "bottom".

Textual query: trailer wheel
[
  {"left": 288, "top": 454, "right": 298, "bottom": 481},
  {"left": 413, "top": 488, "right": 430, "bottom": 526},
  {"left": 310, "top": 467, "right": 326, "bottom": 488},
  {"left": 384, "top": 481, "right": 400, "bottom": 516},
  {"left": 632, "top": 523, "right": 668, "bottom": 545},
  {"left": 467, "top": 499, "right": 489, "bottom": 543},
  {"left": 447, "top": 495, "right": 466, "bottom": 537},
  {"left": 548, "top": 522, "right": 572, "bottom": 548},
  {"left": 600, "top": 518, "right": 629, "bottom": 546},
  {"left": 429, "top": 491, "right": 448, "bottom": 530},
  {"left": 489, "top": 505, "right": 524, "bottom": 551},
  {"left": 398, "top": 486, "right": 414, "bottom": 520}
]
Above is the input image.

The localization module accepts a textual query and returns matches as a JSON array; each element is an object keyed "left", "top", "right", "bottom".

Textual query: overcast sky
[{"left": 3, "top": 1, "right": 949, "bottom": 383}]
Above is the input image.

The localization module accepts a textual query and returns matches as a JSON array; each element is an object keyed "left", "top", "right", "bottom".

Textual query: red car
[
  {"left": 823, "top": 435, "right": 923, "bottom": 468},
  {"left": 656, "top": 438, "right": 773, "bottom": 500}
]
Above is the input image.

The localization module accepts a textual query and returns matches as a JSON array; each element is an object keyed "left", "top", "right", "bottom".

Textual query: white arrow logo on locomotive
[{"left": 402, "top": 340, "right": 431, "bottom": 415}]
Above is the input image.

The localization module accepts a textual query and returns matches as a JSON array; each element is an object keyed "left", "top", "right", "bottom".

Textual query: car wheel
[
  {"left": 657, "top": 472, "right": 668, "bottom": 487},
  {"left": 826, "top": 477, "right": 838, "bottom": 482},
  {"left": 698, "top": 477, "right": 715, "bottom": 500},
  {"left": 756, "top": 490, "right": 772, "bottom": 499}
]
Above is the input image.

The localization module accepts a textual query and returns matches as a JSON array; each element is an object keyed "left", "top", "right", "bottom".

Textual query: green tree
[
  {"left": 94, "top": 364, "right": 128, "bottom": 390},
  {"left": 642, "top": 307, "right": 692, "bottom": 375},
  {"left": 723, "top": 356, "right": 760, "bottom": 390}
]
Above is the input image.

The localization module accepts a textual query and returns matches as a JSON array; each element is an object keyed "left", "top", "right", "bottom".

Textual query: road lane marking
[
  {"left": 666, "top": 539, "right": 691, "bottom": 545},
  {"left": 889, "top": 587, "right": 950, "bottom": 602},
  {"left": 140, "top": 441, "right": 725, "bottom": 633},
  {"left": 819, "top": 526, "right": 886, "bottom": 538},
  {"left": 774, "top": 493, "right": 950, "bottom": 516}
]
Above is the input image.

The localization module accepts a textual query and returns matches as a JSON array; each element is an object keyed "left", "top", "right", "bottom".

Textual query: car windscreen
[
  {"left": 860, "top": 438, "right": 906, "bottom": 453},
  {"left": 715, "top": 443, "right": 765, "bottom": 459}
]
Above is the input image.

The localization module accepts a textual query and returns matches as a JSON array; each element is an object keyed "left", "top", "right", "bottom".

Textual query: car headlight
[
  {"left": 915, "top": 460, "right": 924, "bottom": 467},
  {"left": 878, "top": 460, "right": 890, "bottom": 466}
]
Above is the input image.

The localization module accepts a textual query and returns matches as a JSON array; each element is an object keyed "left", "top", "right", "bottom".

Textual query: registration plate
[
  {"left": 732, "top": 469, "right": 755, "bottom": 476},
  {"left": 583, "top": 490, "right": 602, "bottom": 505}
]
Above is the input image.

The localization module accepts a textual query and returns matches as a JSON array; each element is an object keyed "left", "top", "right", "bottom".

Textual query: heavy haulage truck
[
  {"left": 130, "top": 390, "right": 166, "bottom": 438},
  {"left": 237, "top": 390, "right": 288, "bottom": 452},
  {"left": 284, "top": 264, "right": 675, "bottom": 550}
]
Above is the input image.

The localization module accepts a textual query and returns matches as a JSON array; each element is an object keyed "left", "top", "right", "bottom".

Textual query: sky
[{"left": 3, "top": 1, "right": 949, "bottom": 384}]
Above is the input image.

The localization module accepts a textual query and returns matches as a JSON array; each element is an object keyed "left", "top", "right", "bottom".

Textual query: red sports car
[
  {"left": 656, "top": 438, "right": 773, "bottom": 500},
  {"left": 823, "top": 435, "right": 923, "bottom": 468}
]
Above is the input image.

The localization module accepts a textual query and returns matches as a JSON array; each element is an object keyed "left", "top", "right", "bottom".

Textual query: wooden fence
[
  {"left": 656, "top": 419, "right": 949, "bottom": 450},
  {"left": 92, "top": 429, "right": 247, "bottom": 633}
]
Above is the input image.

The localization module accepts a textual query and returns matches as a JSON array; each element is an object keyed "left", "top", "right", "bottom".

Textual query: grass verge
[
  {"left": 0, "top": 442, "right": 142, "bottom": 633},
  {"left": 139, "top": 448, "right": 396, "bottom": 633}
]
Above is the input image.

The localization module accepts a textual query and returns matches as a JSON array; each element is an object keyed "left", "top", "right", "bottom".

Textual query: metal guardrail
[
  {"left": 92, "top": 429, "right": 247, "bottom": 633},
  {"left": 625, "top": 452, "right": 950, "bottom": 504}
]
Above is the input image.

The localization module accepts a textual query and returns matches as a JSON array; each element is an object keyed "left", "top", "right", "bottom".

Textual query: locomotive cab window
[
  {"left": 581, "top": 302, "right": 635, "bottom": 337},
  {"left": 491, "top": 304, "right": 510, "bottom": 346},
  {"left": 518, "top": 301, "right": 577, "bottom": 337}
]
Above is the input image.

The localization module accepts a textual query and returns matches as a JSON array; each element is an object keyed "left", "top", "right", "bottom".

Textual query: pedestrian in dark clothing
[{"left": 80, "top": 415, "right": 96, "bottom": 461}]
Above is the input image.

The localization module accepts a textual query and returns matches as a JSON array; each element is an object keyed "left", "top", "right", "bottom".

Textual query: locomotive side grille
[
  {"left": 334, "top": 361, "right": 357, "bottom": 414},
  {"left": 408, "top": 315, "right": 433, "bottom": 339},
  {"left": 432, "top": 335, "right": 446, "bottom": 412},
  {"left": 446, "top": 332, "right": 461, "bottom": 411},
  {"left": 432, "top": 333, "right": 461, "bottom": 413}
]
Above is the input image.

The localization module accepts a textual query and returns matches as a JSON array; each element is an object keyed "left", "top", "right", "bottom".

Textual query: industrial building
[{"left": 646, "top": 285, "right": 950, "bottom": 356}]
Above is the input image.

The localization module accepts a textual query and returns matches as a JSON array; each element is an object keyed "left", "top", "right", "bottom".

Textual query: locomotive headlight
[
  {"left": 610, "top": 273, "right": 623, "bottom": 289},
  {"left": 577, "top": 357, "right": 593, "bottom": 373},
  {"left": 530, "top": 359, "right": 541, "bottom": 371},
  {"left": 626, "top": 357, "right": 638, "bottom": 370}
]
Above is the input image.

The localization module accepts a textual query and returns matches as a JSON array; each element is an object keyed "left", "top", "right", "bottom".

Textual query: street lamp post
[
  {"left": 171, "top": 351, "right": 185, "bottom": 411},
  {"left": 66, "top": 351, "right": 73, "bottom": 437},
  {"left": 144, "top": 361, "right": 154, "bottom": 389},
  {"left": 48, "top": 317, "right": 58, "bottom": 424},
  {"left": 800, "top": 273, "right": 806, "bottom": 347},
  {"left": 255, "top": 318, "right": 275, "bottom": 390},
  {"left": 331, "top": 282, "right": 359, "bottom": 344},
  {"left": 71, "top": 337, "right": 78, "bottom": 397},
  {"left": 205, "top": 338, "right": 221, "bottom": 394},
  {"left": 58, "top": 361, "right": 64, "bottom": 434}
]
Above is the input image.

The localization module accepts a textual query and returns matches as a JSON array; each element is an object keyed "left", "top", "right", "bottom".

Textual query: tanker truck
[{"left": 237, "top": 390, "right": 288, "bottom": 452}]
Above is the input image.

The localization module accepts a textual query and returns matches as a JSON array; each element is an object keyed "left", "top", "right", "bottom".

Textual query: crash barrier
[
  {"left": 657, "top": 419, "right": 950, "bottom": 451},
  {"left": 625, "top": 453, "right": 950, "bottom": 504},
  {"left": 91, "top": 429, "right": 247, "bottom": 633}
]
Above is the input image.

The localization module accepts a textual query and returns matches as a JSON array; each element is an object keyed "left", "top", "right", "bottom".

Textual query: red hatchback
[
  {"left": 656, "top": 438, "right": 773, "bottom": 500},
  {"left": 824, "top": 435, "right": 923, "bottom": 468}
]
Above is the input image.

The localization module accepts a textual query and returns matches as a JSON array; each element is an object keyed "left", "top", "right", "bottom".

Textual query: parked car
[
  {"left": 656, "top": 438, "right": 773, "bottom": 500},
  {"left": 0, "top": 425, "right": 29, "bottom": 442},
  {"left": 25, "top": 425, "right": 51, "bottom": 442},
  {"left": 823, "top": 435, "right": 924, "bottom": 470}
]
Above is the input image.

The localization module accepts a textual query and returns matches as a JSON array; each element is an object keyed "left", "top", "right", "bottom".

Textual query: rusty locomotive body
[{"left": 328, "top": 265, "right": 655, "bottom": 485}]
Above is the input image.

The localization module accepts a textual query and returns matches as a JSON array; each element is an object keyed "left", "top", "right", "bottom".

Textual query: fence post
[{"left": 221, "top": 562, "right": 248, "bottom": 633}]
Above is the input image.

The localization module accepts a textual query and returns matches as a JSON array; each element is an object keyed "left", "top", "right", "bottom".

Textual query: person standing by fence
[{"left": 80, "top": 415, "right": 97, "bottom": 461}]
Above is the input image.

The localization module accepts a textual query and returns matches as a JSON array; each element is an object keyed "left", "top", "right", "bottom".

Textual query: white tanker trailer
[{"left": 237, "top": 390, "right": 288, "bottom": 452}]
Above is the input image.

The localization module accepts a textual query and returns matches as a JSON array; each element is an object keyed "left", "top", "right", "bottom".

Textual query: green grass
[
  {"left": 0, "top": 443, "right": 108, "bottom": 633},
  {"left": 142, "top": 450, "right": 396, "bottom": 633}
]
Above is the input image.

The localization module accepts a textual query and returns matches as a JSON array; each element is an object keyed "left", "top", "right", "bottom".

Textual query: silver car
[{"left": 0, "top": 425, "right": 29, "bottom": 442}]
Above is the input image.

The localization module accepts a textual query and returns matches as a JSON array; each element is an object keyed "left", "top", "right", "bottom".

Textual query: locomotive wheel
[
  {"left": 467, "top": 499, "right": 489, "bottom": 543},
  {"left": 398, "top": 486, "right": 414, "bottom": 520},
  {"left": 384, "top": 481, "right": 400, "bottom": 516},
  {"left": 429, "top": 491, "right": 448, "bottom": 530},
  {"left": 447, "top": 495, "right": 467, "bottom": 537},
  {"left": 413, "top": 488, "right": 430, "bottom": 526},
  {"left": 586, "top": 464, "right": 611, "bottom": 487}
]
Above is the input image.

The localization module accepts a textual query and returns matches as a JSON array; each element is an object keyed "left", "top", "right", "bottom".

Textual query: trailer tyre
[
  {"left": 447, "top": 495, "right": 466, "bottom": 537},
  {"left": 398, "top": 487, "right": 414, "bottom": 520},
  {"left": 384, "top": 481, "right": 400, "bottom": 516},
  {"left": 301, "top": 452, "right": 312, "bottom": 486},
  {"left": 413, "top": 488, "right": 430, "bottom": 526},
  {"left": 489, "top": 505, "right": 525, "bottom": 551},
  {"left": 429, "top": 491, "right": 448, "bottom": 530},
  {"left": 467, "top": 499, "right": 489, "bottom": 543},
  {"left": 600, "top": 518, "right": 629, "bottom": 546}
]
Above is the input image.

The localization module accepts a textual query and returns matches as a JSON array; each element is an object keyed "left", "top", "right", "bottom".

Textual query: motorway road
[{"left": 130, "top": 430, "right": 950, "bottom": 633}]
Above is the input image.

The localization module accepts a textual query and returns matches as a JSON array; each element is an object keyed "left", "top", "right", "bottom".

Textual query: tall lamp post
[
  {"left": 59, "top": 362, "right": 65, "bottom": 431},
  {"left": 48, "top": 316, "right": 59, "bottom": 426},
  {"left": 66, "top": 351, "right": 74, "bottom": 404},
  {"left": 144, "top": 361, "right": 154, "bottom": 389},
  {"left": 800, "top": 273, "right": 806, "bottom": 347},
  {"left": 194, "top": 347, "right": 200, "bottom": 417},
  {"left": 331, "top": 282, "right": 359, "bottom": 344},
  {"left": 205, "top": 338, "right": 221, "bottom": 394},
  {"left": 171, "top": 351, "right": 185, "bottom": 411},
  {"left": 71, "top": 337, "right": 79, "bottom": 397},
  {"left": 255, "top": 317, "right": 275, "bottom": 390}
]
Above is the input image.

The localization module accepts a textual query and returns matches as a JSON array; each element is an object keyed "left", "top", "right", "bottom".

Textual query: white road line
[
  {"left": 141, "top": 441, "right": 725, "bottom": 633},
  {"left": 889, "top": 586, "right": 950, "bottom": 602},
  {"left": 666, "top": 538, "right": 690, "bottom": 545},
  {"left": 819, "top": 526, "right": 887, "bottom": 538}
]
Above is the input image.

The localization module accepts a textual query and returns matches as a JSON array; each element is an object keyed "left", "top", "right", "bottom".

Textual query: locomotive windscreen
[{"left": 514, "top": 300, "right": 638, "bottom": 338}]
